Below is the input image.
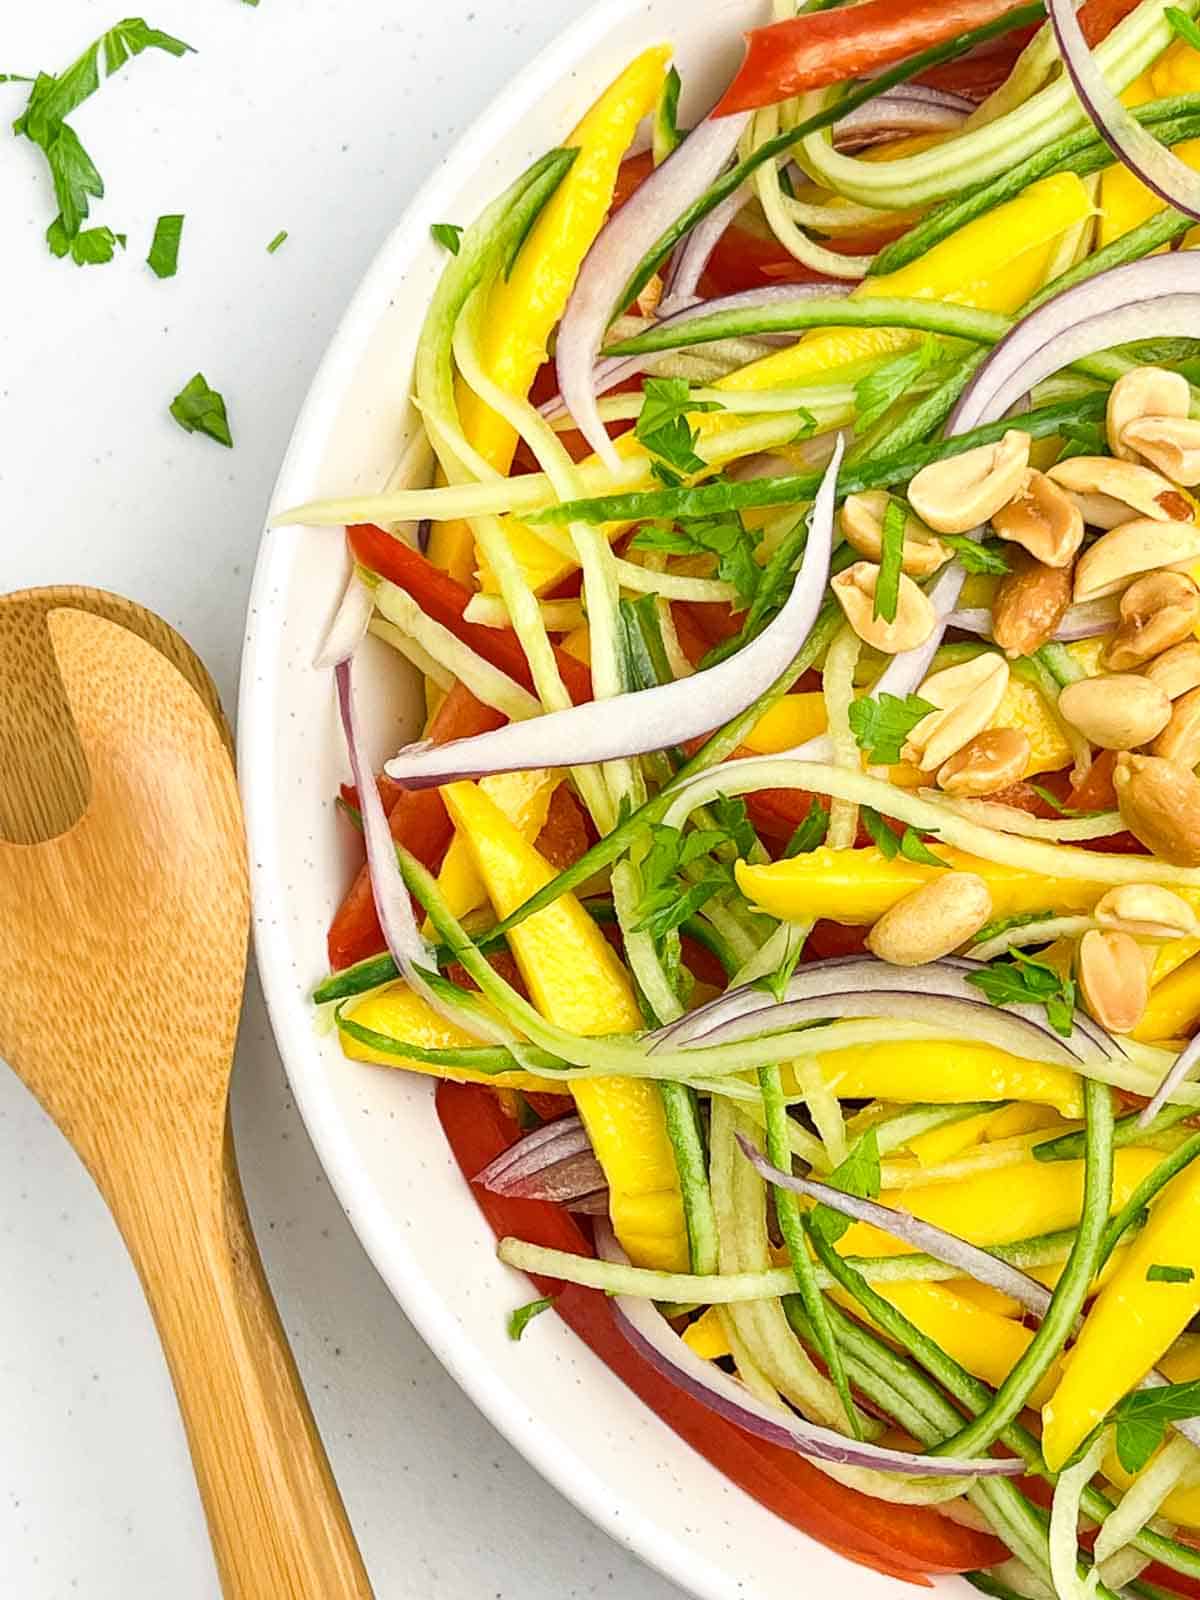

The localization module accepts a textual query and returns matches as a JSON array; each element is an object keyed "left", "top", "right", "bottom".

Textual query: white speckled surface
[{"left": 0, "top": 5, "right": 687, "bottom": 1595}]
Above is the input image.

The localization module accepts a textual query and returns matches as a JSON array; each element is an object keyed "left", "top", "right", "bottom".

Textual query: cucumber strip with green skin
[
  {"left": 759, "top": 1060, "right": 859, "bottom": 1435},
  {"left": 930, "top": 1078, "right": 1115, "bottom": 1462},
  {"left": 871, "top": 95, "right": 1200, "bottom": 277},
  {"left": 658, "top": 1078, "right": 719, "bottom": 1274},
  {"left": 1097, "top": 1130, "right": 1200, "bottom": 1268},
  {"left": 606, "top": 296, "right": 1013, "bottom": 359},
  {"left": 337, "top": 1012, "right": 568, "bottom": 1075},
  {"left": 481, "top": 607, "right": 842, "bottom": 945},
  {"left": 528, "top": 394, "right": 1107, "bottom": 526},
  {"left": 1034, "top": 1101, "right": 1196, "bottom": 1163},
  {"left": 617, "top": 2, "right": 1048, "bottom": 312}
]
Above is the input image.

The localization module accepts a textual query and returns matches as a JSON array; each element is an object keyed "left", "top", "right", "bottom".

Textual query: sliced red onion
[
  {"left": 556, "top": 111, "right": 751, "bottom": 469},
  {"left": 593, "top": 1219, "right": 1023, "bottom": 1477},
  {"left": 833, "top": 95, "right": 968, "bottom": 151},
  {"left": 498, "top": 1151, "right": 607, "bottom": 1204},
  {"left": 1137, "top": 1033, "right": 1200, "bottom": 1129},
  {"left": 314, "top": 573, "right": 375, "bottom": 669},
  {"left": 334, "top": 660, "right": 504, "bottom": 1045},
  {"left": 1049, "top": 0, "right": 1200, "bottom": 223},
  {"left": 566, "top": 1192, "right": 611, "bottom": 1215},
  {"left": 539, "top": 284, "right": 849, "bottom": 423},
  {"left": 474, "top": 1113, "right": 588, "bottom": 1186},
  {"left": 416, "top": 517, "right": 431, "bottom": 555},
  {"left": 736, "top": 1136, "right": 1053, "bottom": 1317},
  {"left": 382, "top": 439, "right": 842, "bottom": 787},
  {"left": 659, "top": 186, "right": 749, "bottom": 314}
]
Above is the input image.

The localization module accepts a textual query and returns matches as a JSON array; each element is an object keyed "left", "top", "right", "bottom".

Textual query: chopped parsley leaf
[
  {"left": 147, "top": 212, "right": 183, "bottom": 278},
  {"left": 170, "top": 373, "right": 232, "bottom": 448}
]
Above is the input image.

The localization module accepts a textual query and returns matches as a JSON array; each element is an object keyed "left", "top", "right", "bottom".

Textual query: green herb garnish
[
  {"left": 938, "top": 534, "right": 1011, "bottom": 576},
  {"left": 1147, "top": 1264, "right": 1196, "bottom": 1284},
  {"left": 972, "top": 910, "right": 1055, "bottom": 945},
  {"left": 1113, "top": 1379, "right": 1200, "bottom": 1473},
  {"left": 508, "top": 1297, "right": 554, "bottom": 1340},
  {"left": 430, "top": 222, "right": 463, "bottom": 254},
  {"left": 784, "top": 800, "right": 830, "bottom": 858},
  {"left": 634, "top": 377, "right": 722, "bottom": 479},
  {"left": 854, "top": 337, "right": 944, "bottom": 433},
  {"left": 147, "top": 212, "right": 183, "bottom": 278},
  {"left": 848, "top": 692, "right": 934, "bottom": 766},
  {"left": 966, "top": 950, "right": 1076, "bottom": 1038},
  {"left": 266, "top": 228, "right": 288, "bottom": 254},
  {"left": 170, "top": 373, "right": 232, "bottom": 448},
  {"left": 632, "top": 512, "right": 761, "bottom": 609},
  {"left": 873, "top": 497, "right": 907, "bottom": 624},
  {"left": 810, "top": 1129, "right": 881, "bottom": 1245}
]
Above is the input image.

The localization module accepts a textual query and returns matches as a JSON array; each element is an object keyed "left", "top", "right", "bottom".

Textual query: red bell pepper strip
[
  {"left": 347, "top": 523, "right": 593, "bottom": 706},
  {"left": 326, "top": 682, "right": 502, "bottom": 970},
  {"left": 436, "top": 1080, "right": 1009, "bottom": 1582},
  {"left": 715, "top": 0, "right": 1036, "bottom": 115}
]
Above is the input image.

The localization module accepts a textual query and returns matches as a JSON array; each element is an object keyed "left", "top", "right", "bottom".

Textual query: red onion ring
[
  {"left": 594, "top": 1220, "right": 1024, "bottom": 1477},
  {"left": 945, "top": 598, "right": 1120, "bottom": 642},
  {"left": 1049, "top": 0, "right": 1200, "bottom": 223},
  {"left": 832, "top": 94, "right": 969, "bottom": 151},
  {"left": 314, "top": 573, "right": 375, "bottom": 669},
  {"left": 659, "top": 185, "right": 750, "bottom": 314},
  {"left": 735, "top": 1136, "right": 1053, "bottom": 1317},
  {"left": 382, "top": 438, "right": 843, "bottom": 786},
  {"left": 474, "top": 1112, "right": 588, "bottom": 1185},
  {"left": 556, "top": 111, "right": 751, "bottom": 469},
  {"left": 1137, "top": 1032, "right": 1200, "bottom": 1128}
]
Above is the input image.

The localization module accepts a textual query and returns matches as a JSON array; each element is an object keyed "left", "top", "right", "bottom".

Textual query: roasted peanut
[
  {"left": 936, "top": 728, "right": 1032, "bottom": 796},
  {"left": 1057, "top": 674, "right": 1171, "bottom": 751},
  {"left": 1073, "top": 518, "right": 1200, "bottom": 602},
  {"left": 1114, "top": 752, "right": 1200, "bottom": 866},
  {"left": 831, "top": 562, "right": 937, "bottom": 653},
  {"left": 1152, "top": 685, "right": 1200, "bottom": 769},
  {"left": 1107, "top": 366, "right": 1190, "bottom": 463},
  {"left": 1077, "top": 928, "right": 1149, "bottom": 1035},
  {"left": 992, "top": 469, "right": 1084, "bottom": 567},
  {"left": 991, "top": 550, "right": 1073, "bottom": 659},
  {"left": 1047, "top": 456, "right": 1192, "bottom": 528},
  {"left": 903, "top": 654, "right": 1010, "bottom": 772},
  {"left": 908, "top": 430, "right": 1031, "bottom": 536},
  {"left": 839, "top": 491, "right": 948, "bottom": 577},
  {"left": 1102, "top": 570, "right": 1200, "bottom": 671},
  {"left": 865, "top": 872, "right": 993, "bottom": 966},
  {"left": 1094, "top": 884, "right": 1200, "bottom": 941},
  {"left": 1144, "top": 640, "right": 1200, "bottom": 700},
  {"left": 1120, "top": 417, "right": 1200, "bottom": 488}
]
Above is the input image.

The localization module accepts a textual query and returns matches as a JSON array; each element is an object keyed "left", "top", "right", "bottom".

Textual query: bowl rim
[{"left": 238, "top": 3, "right": 745, "bottom": 1594}]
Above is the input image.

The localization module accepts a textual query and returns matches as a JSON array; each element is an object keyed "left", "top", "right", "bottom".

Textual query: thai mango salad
[{"left": 283, "top": 0, "right": 1200, "bottom": 1590}]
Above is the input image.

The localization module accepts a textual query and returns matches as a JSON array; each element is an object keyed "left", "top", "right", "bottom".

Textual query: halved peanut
[
  {"left": 831, "top": 562, "right": 937, "bottom": 654},
  {"left": 1094, "top": 884, "right": 1200, "bottom": 941},
  {"left": 1144, "top": 640, "right": 1200, "bottom": 700},
  {"left": 1048, "top": 457, "right": 1192, "bottom": 528},
  {"left": 908, "top": 430, "right": 1031, "bottom": 536},
  {"left": 1057, "top": 673, "right": 1171, "bottom": 751},
  {"left": 992, "top": 469, "right": 1084, "bottom": 567},
  {"left": 1077, "top": 928, "right": 1149, "bottom": 1035},
  {"left": 1120, "top": 416, "right": 1200, "bottom": 489},
  {"left": 1152, "top": 685, "right": 1200, "bottom": 769},
  {"left": 1073, "top": 518, "right": 1200, "bottom": 602},
  {"left": 903, "top": 654, "right": 1010, "bottom": 772},
  {"left": 1114, "top": 752, "right": 1200, "bottom": 866},
  {"left": 991, "top": 550, "right": 1073, "bottom": 659},
  {"left": 936, "top": 728, "right": 1032, "bottom": 796},
  {"left": 865, "top": 872, "right": 993, "bottom": 966},
  {"left": 1107, "top": 366, "right": 1190, "bottom": 463},
  {"left": 839, "top": 491, "right": 948, "bottom": 577},
  {"left": 1102, "top": 570, "right": 1200, "bottom": 671}
]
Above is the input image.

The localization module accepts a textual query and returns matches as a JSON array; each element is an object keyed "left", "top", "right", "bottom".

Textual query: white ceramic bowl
[{"left": 240, "top": 4, "right": 915, "bottom": 1596}]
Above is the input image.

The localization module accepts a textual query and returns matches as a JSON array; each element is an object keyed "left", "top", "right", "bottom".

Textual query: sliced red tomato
[
  {"left": 436, "top": 1080, "right": 1008, "bottom": 1582},
  {"left": 703, "top": 219, "right": 889, "bottom": 296},
  {"left": 534, "top": 783, "right": 593, "bottom": 873},
  {"left": 347, "top": 523, "right": 592, "bottom": 704}
]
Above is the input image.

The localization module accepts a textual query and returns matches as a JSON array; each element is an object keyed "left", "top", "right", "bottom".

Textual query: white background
[{"left": 0, "top": 4, "right": 686, "bottom": 1596}]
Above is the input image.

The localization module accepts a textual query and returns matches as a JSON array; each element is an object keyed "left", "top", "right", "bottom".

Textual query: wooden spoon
[{"left": 0, "top": 588, "right": 373, "bottom": 1599}]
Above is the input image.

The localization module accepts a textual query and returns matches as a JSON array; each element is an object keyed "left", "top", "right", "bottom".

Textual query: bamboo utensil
[{"left": 0, "top": 587, "right": 373, "bottom": 1598}]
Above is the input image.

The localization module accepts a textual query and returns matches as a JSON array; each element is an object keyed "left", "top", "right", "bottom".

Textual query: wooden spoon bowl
[{"left": 0, "top": 588, "right": 372, "bottom": 1598}]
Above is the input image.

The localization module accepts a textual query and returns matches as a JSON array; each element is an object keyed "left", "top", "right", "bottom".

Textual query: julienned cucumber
[
  {"left": 1034, "top": 1099, "right": 1196, "bottom": 1162},
  {"left": 872, "top": 94, "right": 1200, "bottom": 277},
  {"left": 528, "top": 394, "right": 1107, "bottom": 526}
]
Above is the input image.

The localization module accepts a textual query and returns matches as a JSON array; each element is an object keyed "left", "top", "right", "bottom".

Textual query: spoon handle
[{"left": 113, "top": 1121, "right": 374, "bottom": 1599}]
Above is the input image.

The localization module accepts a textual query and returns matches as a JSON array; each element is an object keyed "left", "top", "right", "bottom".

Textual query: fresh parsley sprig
[
  {"left": 1113, "top": 1378, "right": 1200, "bottom": 1473},
  {"left": 170, "top": 373, "right": 232, "bottom": 448},
  {"left": 634, "top": 377, "right": 721, "bottom": 482},
  {"left": 854, "top": 337, "right": 945, "bottom": 433},
  {"left": 848, "top": 692, "right": 934, "bottom": 766},
  {"left": 809, "top": 1129, "right": 881, "bottom": 1245},
  {"left": 939, "top": 534, "right": 1011, "bottom": 576},
  {"left": 784, "top": 799, "right": 830, "bottom": 858},
  {"left": 861, "top": 806, "right": 947, "bottom": 868},
  {"left": 632, "top": 512, "right": 762, "bottom": 610},
  {"left": 966, "top": 949, "right": 1076, "bottom": 1038}
]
